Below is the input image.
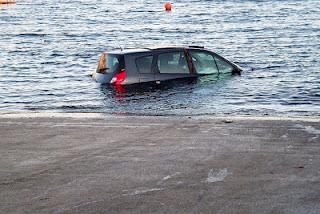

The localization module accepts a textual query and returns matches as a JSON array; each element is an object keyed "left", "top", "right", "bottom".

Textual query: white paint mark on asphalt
[
  {"left": 206, "top": 168, "right": 231, "bottom": 183},
  {"left": 125, "top": 188, "right": 164, "bottom": 196},
  {"left": 162, "top": 172, "right": 181, "bottom": 181},
  {"left": 157, "top": 172, "right": 181, "bottom": 185},
  {"left": 309, "top": 136, "right": 318, "bottom": 141},
  {"left": 304, "top": 126, "right": 320, "bottom": 135},
  {"left": 296, "top": 124, "right": 320, "bottom": 135},
  {"left": 162, "top": 175, "right": 172, "bottom": 181}
]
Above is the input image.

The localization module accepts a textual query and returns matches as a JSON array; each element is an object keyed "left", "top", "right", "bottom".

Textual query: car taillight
[
  {"left": 97, "top": 52, "right": 106, "bottom": 74},
  {"left": 110, "top": 69, "right": 126, "bottom": 85}
]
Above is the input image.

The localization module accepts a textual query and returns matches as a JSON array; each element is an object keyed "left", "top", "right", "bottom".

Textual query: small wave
[{"left": 17, "top": 33, "right": 47, "bottom": 37}]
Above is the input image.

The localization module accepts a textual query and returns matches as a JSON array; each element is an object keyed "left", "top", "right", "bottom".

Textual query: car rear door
[{"left": 136, "top": 55, "right": 156, "bottom": 83}]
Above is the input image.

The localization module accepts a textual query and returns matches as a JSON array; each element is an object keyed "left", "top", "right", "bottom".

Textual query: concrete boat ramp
[{"left": 0, "top": 114, "right": 319, "bottom": 213}]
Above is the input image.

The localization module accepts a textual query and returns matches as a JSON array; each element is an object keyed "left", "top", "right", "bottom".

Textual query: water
[{"left": 1, "top": 0, "right": 319, "bottom": 116}]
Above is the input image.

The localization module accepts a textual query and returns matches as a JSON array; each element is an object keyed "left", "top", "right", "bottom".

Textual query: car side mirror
[{"left": 232, "top": 67, "right": 241, "bottom": 75}]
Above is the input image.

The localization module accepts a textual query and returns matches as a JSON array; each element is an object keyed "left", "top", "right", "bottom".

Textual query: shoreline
[{"left": 0, "top": 112, "right": 320, "bottom": 122}]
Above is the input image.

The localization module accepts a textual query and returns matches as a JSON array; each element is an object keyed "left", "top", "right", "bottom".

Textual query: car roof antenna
[{"left": 116, "top": 41, "right": 123, "bottom": 51}]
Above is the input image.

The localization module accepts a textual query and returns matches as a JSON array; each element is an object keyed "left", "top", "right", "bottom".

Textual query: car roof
[
  {"left": 107, "top": 46, "right": 205, "bottom": 55},
  {"left": 107, "top": 48, "right": 150, "bottom": 55}
]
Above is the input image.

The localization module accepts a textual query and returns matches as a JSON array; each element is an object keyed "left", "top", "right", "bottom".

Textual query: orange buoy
[
  {"left": 0, "top": 0, "right": 16, "bottom": 4},
  {"left": 164, "top": 2, "right": 172, "bottom": 11}
]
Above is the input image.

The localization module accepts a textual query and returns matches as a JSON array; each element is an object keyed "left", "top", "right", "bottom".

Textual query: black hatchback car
[{"left": 92, "top": 46, "right": 242, "bottom": 85}]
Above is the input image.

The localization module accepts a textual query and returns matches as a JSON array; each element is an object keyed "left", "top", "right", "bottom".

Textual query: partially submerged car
[{"left": 92, "top": 46, "right": 242, "bottom": 85}]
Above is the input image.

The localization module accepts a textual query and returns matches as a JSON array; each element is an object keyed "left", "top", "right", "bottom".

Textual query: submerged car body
[{"left": 92, "top": 46, "right": 242, "bottom": 85}]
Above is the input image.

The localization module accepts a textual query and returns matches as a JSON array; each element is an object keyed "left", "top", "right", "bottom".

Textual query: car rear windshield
[{"left": 105, "top": 54, "right": 125, "bottom": 73}]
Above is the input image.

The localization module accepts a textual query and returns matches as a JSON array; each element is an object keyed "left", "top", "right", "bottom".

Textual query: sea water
[{"left": 0, "top": 0, "right": 319, "bottom": 116}]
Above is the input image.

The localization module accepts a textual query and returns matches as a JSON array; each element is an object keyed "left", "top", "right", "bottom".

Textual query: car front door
[
  {"left": 188, "top": 50, "right": 219, "bottom": 75},
  {"left": 155, "top": 51, "right": 194, "bottom": 82}
]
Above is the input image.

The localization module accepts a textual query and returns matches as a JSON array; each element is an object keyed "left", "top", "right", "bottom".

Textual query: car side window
[
  {"left": 136, "top": 56, "right": 153, "bottom": 73},
  {"left": 157, "top": 52, "right": 189, "bottom": 74},
  {"left": 189, "top": 50, "right": 219, "bottom": 74},
  {"left": 214, "top": 55, "right": 235, "bottom": 73}
]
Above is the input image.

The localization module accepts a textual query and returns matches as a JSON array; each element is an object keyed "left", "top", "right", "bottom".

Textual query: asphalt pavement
[{"left": 0, "top": 114, "right": 319, "bottom": 214}]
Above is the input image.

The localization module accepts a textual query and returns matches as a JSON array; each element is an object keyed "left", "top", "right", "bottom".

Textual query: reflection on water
[
  {"left": 0, "top": 0, "right": 319, "bottom": 116},
  {"left": 98, "top": 73, "right": 238, "bottom": 115},
  {"left": 105, "top": 77, "right": 200, "bottom": 101}
]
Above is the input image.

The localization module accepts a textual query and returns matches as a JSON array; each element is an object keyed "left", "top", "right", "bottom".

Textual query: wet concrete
[{"left": 0, "top": 114, "right": 319, "bottom": 213}]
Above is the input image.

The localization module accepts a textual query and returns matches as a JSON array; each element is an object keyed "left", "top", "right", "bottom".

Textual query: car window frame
[
  {"left": 188, "top": 49, "right": 238, "bottom": 75},
  {"left": 154, "top": 50, "right": 192, "bottom": 75},
  {"left": 211, "top": 52, "right": 238, "bottom": 74},
  {"left": 135, "top": 55, "right": 156, "bottom": 74},
  {"left": 187, "top": 49, "right": 220, "bottom": 75}
]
